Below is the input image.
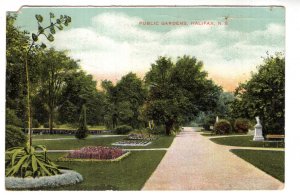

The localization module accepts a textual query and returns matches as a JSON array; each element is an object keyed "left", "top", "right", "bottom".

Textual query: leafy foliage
[
  {"left": 144, "top": 56, "right": 221, "bottom": 135},
  {"left": 115, "top": 125, "right": 133, "bottom": 135},
  {"left": 234, "top": 118, "right": 251, "bottom": 133},
  {"left": 5, "top": 125, "right": 27, "bottom": 149},
  {"left": 214, "top": 119, "right": 232, "bottom": 135},
  {"left": 32, "top": 14, "right": 71, "bottom": 47},
  {"left": 5, "top": 145, "right": 61, "bottom": 178},
  {"left": 6, "top": 108, "right": 23, "bottom": 127},
  {"left": 231, "top": 53, "right": 285, "bottom": 134},
  {"left": 102, "top": 73, "right": 146, "bottom": 129}
]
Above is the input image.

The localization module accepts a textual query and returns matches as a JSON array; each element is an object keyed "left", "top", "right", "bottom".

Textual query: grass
[
  {"left": 210, "top": 135, "right": 284, "bottom": 148},
  {"left": 33, "top": 136, "right": 125, "bottom": 150},
  {"left": 32, "top": 134, "right": 74, "bottom": 139},
  {"left": 231, "top": 149, "right": 284, "bottom": 182},
  {"left": 87, "top": 125, "right": 106, "bottom": 130},
  {"left": 32, "top": 135, "right": 175, "bottom": 150}
]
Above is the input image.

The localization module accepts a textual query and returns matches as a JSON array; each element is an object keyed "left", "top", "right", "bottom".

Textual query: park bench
[{"left": 263, "top": 134, "right": 285, "bottom": 148}]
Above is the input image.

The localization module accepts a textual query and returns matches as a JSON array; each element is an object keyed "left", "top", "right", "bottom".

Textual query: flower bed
[
  {"left": 60, "top": 146, "right": 129, "bottom": 162},
  {"left": 127, "top": 133, "right": 157, "bottom": 141},
  {"left": 112, "top": 140, "right": 152, "bottom": 146},
  {"left": 5, "top": 169, "right": 83, "bottom": 189}
]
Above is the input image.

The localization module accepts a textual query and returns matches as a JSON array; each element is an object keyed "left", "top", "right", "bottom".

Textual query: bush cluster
[
  {"left": 115, "top": 125, "right": 133, "bottom": 134},
  {"left": 5, "top": 125, "right": 27, "bottom": 149},
  {"left": 6, "top": 108, "right": 22, "bottom": 127},
  {"left": 43, "top": 122, "right": 56, "bottom": 128},
  {"left": 214, "top": 119, "right": 232, "bottom": 135},
  {"left": 234, "top": 118, "right": 251, "bottom": 133}
]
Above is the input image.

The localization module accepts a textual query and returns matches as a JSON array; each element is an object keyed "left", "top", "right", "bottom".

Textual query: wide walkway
[{"left": 142, "top": 127, "right": 284, "bottom": 190}]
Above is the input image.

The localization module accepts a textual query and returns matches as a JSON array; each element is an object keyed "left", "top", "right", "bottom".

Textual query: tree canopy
[
  {"left": 144, "top": 56, "right": 221, "bottom": 135},
  {"left": 231, "top": 53, "right": 285, "bottom": 134}
]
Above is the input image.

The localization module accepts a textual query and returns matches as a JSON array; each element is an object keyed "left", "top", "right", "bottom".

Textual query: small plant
[
  {"left": 234, "top": 118, "right": 251, "bottom": 133},
  {"left": 214, "top": 119, "right": 232, "bottom": 135},
  {"left": 115, "top": 125, "right": 133, "bottom": 134},
  {"left": 75, "top": 105, "right": 88, "bottom": 139},
  {"left": 6, "top": 145, "right": 61, "bottom": 178}
]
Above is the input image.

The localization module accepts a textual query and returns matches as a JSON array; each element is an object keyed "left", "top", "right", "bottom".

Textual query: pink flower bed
[{"left": 66, "top": 146, "right": 126, "bottom": 160}]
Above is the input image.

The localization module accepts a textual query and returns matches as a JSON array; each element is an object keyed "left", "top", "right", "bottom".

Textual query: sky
[{"left": 14, "top": 6, "right": 285, "bottom": 91}]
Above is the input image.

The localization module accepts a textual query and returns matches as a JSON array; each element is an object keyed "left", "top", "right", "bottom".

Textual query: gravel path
[{"left": 142, "top": 127, "right": 284, "bottom": 190}]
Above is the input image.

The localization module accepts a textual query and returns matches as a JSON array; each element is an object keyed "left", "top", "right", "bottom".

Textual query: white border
[{"left": 1, "top": 1, "right": 300, "bottom": 195}]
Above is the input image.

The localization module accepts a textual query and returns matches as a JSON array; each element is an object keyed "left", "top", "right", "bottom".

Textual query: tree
[
  {"left": 215, "top": 91, "right": 235, "bottom": 118},
  {"left": 6, "top": 14, "right": 31, "bottom": 127},
  {"left": 58, "top": 70, "right": 106, "bottom": 125},
  {"left": 115, "top": 73, "right": 147, "bottom": 128},
  {"left": 101, "top": 73, "right": 146, "bottom": 129},
  {"left": 144, "top": 56, "right": 221, "bottom": 135},
  {"left": 37, "top": 49, "right": 78, "bottom": 133},
  {"left": 231, "top": 53, "right": 285, "bottom": 134}
]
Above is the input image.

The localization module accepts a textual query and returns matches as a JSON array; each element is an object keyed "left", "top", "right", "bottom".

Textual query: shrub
[
  {"left": 115, "top": 125, "right": 133, "bottom": 134},
  {"left": 5, "top": 125, "right": 27, "bottom": 149},
  {"left": 5, "top": 145, "right": 61, "bottom": 178},
  {"left": 32, "top": 119, "right": 40, "bottom": 128},
  {"left": 75, "top": 105, "right": 88, "bottom": 139},
  {"left": 6, "top": 108, "right": 22, "bottom": 127},
  {"left": 43, "top": 122, "right": 56, "bottom": 128},
  {"left": 148, "top": 125, "right": 165, "bottom": 135},
  {"left": 234, "top": 118, "right": 251, "bottom": 133},
  {"left": 214, "top": 119, "right": 232, "bottom": 135}
]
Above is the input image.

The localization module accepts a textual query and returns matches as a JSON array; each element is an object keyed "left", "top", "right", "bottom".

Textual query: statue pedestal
[{"left": 253, "top": 123, "right": 264, "bottom": 141}]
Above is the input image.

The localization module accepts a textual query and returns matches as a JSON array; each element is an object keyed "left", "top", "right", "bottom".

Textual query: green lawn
[
  {"left": 33, "top": 135, "right": 175, "bottom": 150},
  {"left": 231, "top": 149, "right": 284, "bottom": 182},
  {"left": 32, "top": 134, "right": 74, "bottom": 139},
  {"left": 210, "top": 135, "right": 284, "bottom": 148}
]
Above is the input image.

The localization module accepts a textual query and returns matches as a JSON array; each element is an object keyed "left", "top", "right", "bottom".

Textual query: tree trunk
[
  {"left": 165, "top": 120, "right": 174, "bottom": 136},
  {"left": 49, "top": 108, "right": 53, "bottom": 134}
]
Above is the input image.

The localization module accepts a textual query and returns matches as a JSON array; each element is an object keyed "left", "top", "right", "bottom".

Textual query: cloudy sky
[{"left": 15, "top": 7, "right": 285, "bottom": 91}]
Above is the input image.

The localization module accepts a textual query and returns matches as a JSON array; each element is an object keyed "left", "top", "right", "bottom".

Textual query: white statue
[
  {"left": 253, "top": 116, "right": 264, "bottom": 141},
  {"left": 216, "top": 116, "right": 219, "bottom": 123},
  {"left": 255, "top": 116, "right": 261, "bottom": 125}
]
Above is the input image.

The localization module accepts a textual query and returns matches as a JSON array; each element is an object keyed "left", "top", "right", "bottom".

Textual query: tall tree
[
  {"left": 115, "top": 73, "right": 147, "bottom": 128},
  {"left": 37, "top": 49, "right": 78, "bottom": 133},
  {"left": 231, "top": 53, "right": 285, "bottom": 134},
  {"left": 58, "top": 70, "right": 106, "bottom": 125},
  {"left": 144, "top": 56, "right": 221, "bottom": 135},
  {"left": 6, "top": 14, "right": 31, "bottom": 126},
  {"left": 101, "top": 73, "right": 146, "bottom": 129}
]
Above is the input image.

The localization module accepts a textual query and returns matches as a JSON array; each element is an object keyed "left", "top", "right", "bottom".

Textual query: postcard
[{"left": 5, "top": 5, "right": 285, "bottom": 191}]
